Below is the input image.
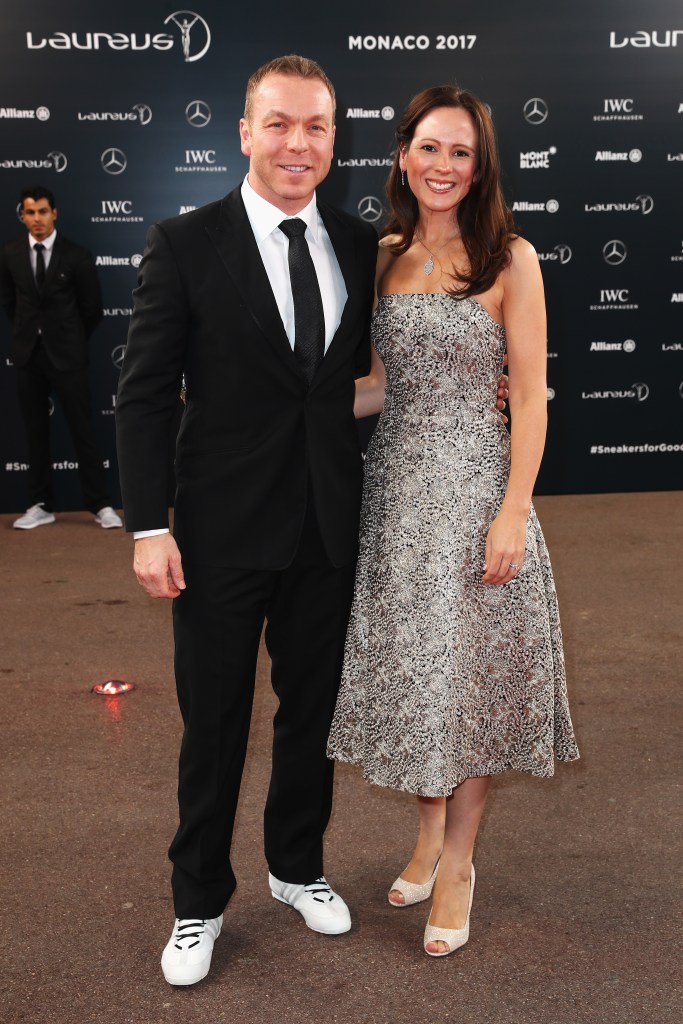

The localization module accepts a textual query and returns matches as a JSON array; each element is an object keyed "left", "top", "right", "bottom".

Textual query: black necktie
[
  {"left": 278, "top": 218, "right": 325, "bottom": 385},
  {"left": 34, "top": 243, "right": 45, "bottom": 290}
]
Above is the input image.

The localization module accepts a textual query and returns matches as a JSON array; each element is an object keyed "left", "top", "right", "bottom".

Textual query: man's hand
[{"left": 134, "top": 534, "right": 186, "bottom": 599}]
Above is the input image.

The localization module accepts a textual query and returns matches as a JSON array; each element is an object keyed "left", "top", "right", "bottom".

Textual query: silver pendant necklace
[{"left": 415, "top": 231, "right": 460, "bottom": 276}]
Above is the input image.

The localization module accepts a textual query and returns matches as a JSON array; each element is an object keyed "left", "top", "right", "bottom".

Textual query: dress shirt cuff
[{"left": 133, "top": 528, "right": 170, "bottom": 540}]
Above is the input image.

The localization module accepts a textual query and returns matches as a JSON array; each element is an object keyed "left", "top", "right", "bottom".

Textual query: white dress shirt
[
  {"left": 240, "top": 175, "right": 347, "bottom": 351},
  {"left": 134, "top": 181, "right": 347, "bottom": 540},
  {"left": 29, "top": 229, "right": 57, "bottom": 276}
]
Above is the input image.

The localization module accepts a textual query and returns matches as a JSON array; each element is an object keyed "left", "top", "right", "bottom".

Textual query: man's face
[
  {"left": 240, "top": 73, "right": 335, "bottom": 215},
  {"left": 21, "top": 197, "right": 57, "bottom": 242}
]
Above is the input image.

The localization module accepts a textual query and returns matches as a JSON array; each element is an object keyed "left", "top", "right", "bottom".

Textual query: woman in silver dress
[{"left": 327, "top": 87, "right": 579, "bottom": 957}]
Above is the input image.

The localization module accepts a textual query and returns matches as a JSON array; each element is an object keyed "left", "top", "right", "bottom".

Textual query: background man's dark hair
[{"left": 20, "top": 185, "right": 56, "bottom": 209}]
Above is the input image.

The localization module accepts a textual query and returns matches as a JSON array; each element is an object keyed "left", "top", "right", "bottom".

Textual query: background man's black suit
[
  {"left": 116, "top": 186, "right": 377, "bottom": 917},
  {"left": 0, "top": 233, "right": 109, "bottom": 512}
]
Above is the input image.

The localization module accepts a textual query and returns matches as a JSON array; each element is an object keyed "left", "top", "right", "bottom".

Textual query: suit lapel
[
  {"left": 42, "top": 235, "right": 61, "bottom": 292},
  {"left": 314, "top": 202, "right": 362, "bottom": 382},
  {"left": 205, "top": 189, "right": 299, "bottom": 378}
]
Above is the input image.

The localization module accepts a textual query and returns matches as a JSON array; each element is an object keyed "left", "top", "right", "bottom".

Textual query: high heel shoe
[
  {"left": 423, "top": 864, "right": 475, "bottom": 957},
  {"left": 388, "top": 859, "right": 440, "bottom": 907}
]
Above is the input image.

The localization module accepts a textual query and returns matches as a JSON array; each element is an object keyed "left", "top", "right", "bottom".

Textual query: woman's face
[{"left": 400, "top": 106, "right": 479, "bottom": 218}]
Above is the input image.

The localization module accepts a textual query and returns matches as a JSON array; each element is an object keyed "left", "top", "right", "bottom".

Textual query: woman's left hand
[{"left": 482, "top": 508, "right": 527, "bottom": 586}]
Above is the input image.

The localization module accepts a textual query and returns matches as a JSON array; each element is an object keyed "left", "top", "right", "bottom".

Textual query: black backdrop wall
[{"left": 1, "top": 0, "right": 681, "bottom": 512}]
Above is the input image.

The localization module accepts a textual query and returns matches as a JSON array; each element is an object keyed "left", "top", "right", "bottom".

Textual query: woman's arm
[
  {"left": 354, "top": 342, "right": 386, "bottom": 419},
  {"left": 482, "top": 237, "right": 547, "bottom": 586}
]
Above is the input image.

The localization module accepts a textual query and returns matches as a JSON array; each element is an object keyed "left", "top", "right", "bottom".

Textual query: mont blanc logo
[
  {"left": 523, "top": 98, "right": 548, "bottom": 125},
  {"left": 602, "top": 239, "right": 627, "bottom": 265},
  {"left": 78, "top": 103, "right": 152, "bottom": 125},
  {"left": 346, "top": 106, "right": 395, "bottom": 120},
  {"left": 111, "top": 345, "right": 126, "bottom": 369},
  {"left": 537, "top": 244, "right": 572, "bottom": 264},
  {"left": 186, "top": 100, "right": 211, "bottom": 127},
  {"left": 358, "top": 196, "right": 383, "bottom": 222},
  {"left": 101, "top": 148, "right": 127, "bottom": 175},
  {"left": 584, "top": 194, "right": 654, "bottom": 215},
  {"left": 595, "top": 148, "right": 642, "bottom": 162},
  {"left": 164, "top": 11, "right": 211, "bottom": 62},
  {"left": 520, "top": 146, "right": 556, "bottom": 169},
  {"left": 590, "top": 339, "right": 636, "bottom": 353},
  {"left": 0, "top": 105, "right": 50, "bottom": 120},
  {"left": 512, "top": 199, "right": 559, "bottom": 213},
  {"left": 1, "top": 150, "right": 66, "bottom": 172},
  {"left": 609, "top": 30, "right": 683, "bottom": 48},
  {"left": 594, "top": 98, "right": 642, "bottom": 122}
]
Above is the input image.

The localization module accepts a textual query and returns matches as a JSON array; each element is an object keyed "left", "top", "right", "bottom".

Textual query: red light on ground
[{"left": 92, "top": 680, "right": 136, "bottom": 696}]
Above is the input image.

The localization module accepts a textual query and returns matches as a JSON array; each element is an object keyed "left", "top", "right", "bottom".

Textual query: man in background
[{"left": 0, "top": 185, "right": 121, "bottom": 529}]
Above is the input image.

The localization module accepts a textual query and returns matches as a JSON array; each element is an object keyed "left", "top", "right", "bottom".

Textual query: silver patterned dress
[{"left": 327, "top": 292, "right": 579, "bottom": 797}]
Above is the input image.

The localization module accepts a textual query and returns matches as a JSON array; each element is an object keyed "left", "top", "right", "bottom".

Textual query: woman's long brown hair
[{"left": 383, "top": 86, "right": 517, "bottom": 298}]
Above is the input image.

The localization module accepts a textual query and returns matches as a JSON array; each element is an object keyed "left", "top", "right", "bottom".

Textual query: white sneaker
[
  {"left": 95, "top": 506, "right": 123, "bottom": 529},
  {"left": 13, "top": 504, "right": 56, "bottom": 530},
  {"left": 161, "top": 915, "right": 223, "bottom": 986},
  {"left": 269, "top": 874, "right": 351, "bottom": 935}
]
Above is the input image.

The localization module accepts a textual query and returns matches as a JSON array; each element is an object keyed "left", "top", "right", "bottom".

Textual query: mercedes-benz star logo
[
  {"left": 101, "top": 148, "right": 127, "bottom": 175},
  {"left": 111, "top": 345, "right": 127, "bottom": 370},
  {"left": 48, "top": 150, "right": 67, "bottom": 172},
  {"left": 603, "top": 239, "right": 627, "bottom": 265},
  {"left": 358, "top": 196, "right": 383, "bottom": 222},
  {"left": 132, "top": 103, "right": 153, "bottom": 125},
  {"left": 186, "top": 100, "right": 211, "bottom": 127},
  {"left": 523, "top": 97, "right": 548, "bottom": 125},
  {"left": 164, "top": 10, "right": 211, "bottom": 62}
]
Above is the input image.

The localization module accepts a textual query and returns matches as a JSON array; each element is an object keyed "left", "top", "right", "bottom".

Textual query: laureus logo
[
  {"left": 48, "top": 150, "right": 67, "bottom": 172},
  {"left": 164, "top": 11, "right": 211, "bottom": 62}
]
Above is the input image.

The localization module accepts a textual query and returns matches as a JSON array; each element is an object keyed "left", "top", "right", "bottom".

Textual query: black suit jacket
[
  {"left": 115, "top": 187, "right": 377, "bottom": 569},
  {"left": 0, "top": 233, "right": 103, "bottom": 371}
]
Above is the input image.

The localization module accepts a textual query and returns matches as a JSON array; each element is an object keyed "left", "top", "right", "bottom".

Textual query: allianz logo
[
  {"left": 672, "top": 293, "right": 683, "bottom": 302},
  {"left": 512, "top": 200, "right": 559, "bottom": 213},
  {"left": 346, "top": 107, "right": 394, "bottom": 120},
  {"left": 520, "top": 147, "right": 556, "bottom": 169},
  {"left": 96, "top": 254, "right": 142, "bottom": 267},
  {"left": 78, "top": 104, "right": 152, "bottom": 125},
  {"left": 595, "top": 149, "right": 642, "bottom": 162},
  {"left": 0, "top": 106, "right": 50, "bottom": 120},
  {"left": 609, "top": 30, "right": 683, "bottom": 47},
  {"left": 337, "top": 157, "right": 393, "bottom": 167},
  {"left": 590, "top": 340, "right": 636, "bottom": 352},
  {"left": 179, "top": 205, "right": 197, "bottom": 214}
]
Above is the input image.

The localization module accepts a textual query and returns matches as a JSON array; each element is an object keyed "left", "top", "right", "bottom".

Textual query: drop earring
[{"left": 401, "top": 169, "right": 405, "bottom": 186}]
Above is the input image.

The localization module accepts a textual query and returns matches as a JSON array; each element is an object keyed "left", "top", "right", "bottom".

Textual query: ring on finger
[{"left": 509, "top": 562, "right": 520, "bottom": 571}]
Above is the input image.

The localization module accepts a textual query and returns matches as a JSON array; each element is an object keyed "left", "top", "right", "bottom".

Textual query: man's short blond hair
[{"left": 244, "top": 55, "right": 336, "bottom": 122}]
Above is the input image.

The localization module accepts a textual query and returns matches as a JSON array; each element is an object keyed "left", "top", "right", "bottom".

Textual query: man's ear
[{"left": 239, "top": 118, "right": 251, "bottom": 157}]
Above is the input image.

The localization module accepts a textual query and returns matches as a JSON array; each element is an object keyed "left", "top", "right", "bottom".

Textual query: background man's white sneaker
[
  {"left": 13, "top": 504, "right": 56, "bottom": 530},
  {"left": 161, "top": 915, "right": 223, "bottom": 986},
  {"left": 95, "top": 506, "right": 123, "bottom": 528}
]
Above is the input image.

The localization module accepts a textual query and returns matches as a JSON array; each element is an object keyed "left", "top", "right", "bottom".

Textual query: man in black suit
[
  {"left": 0, "top": 186, "right": 122, "bottom": 529},
  {"left": 115, "top": 56, "right": 378, "bottom": 986}
]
